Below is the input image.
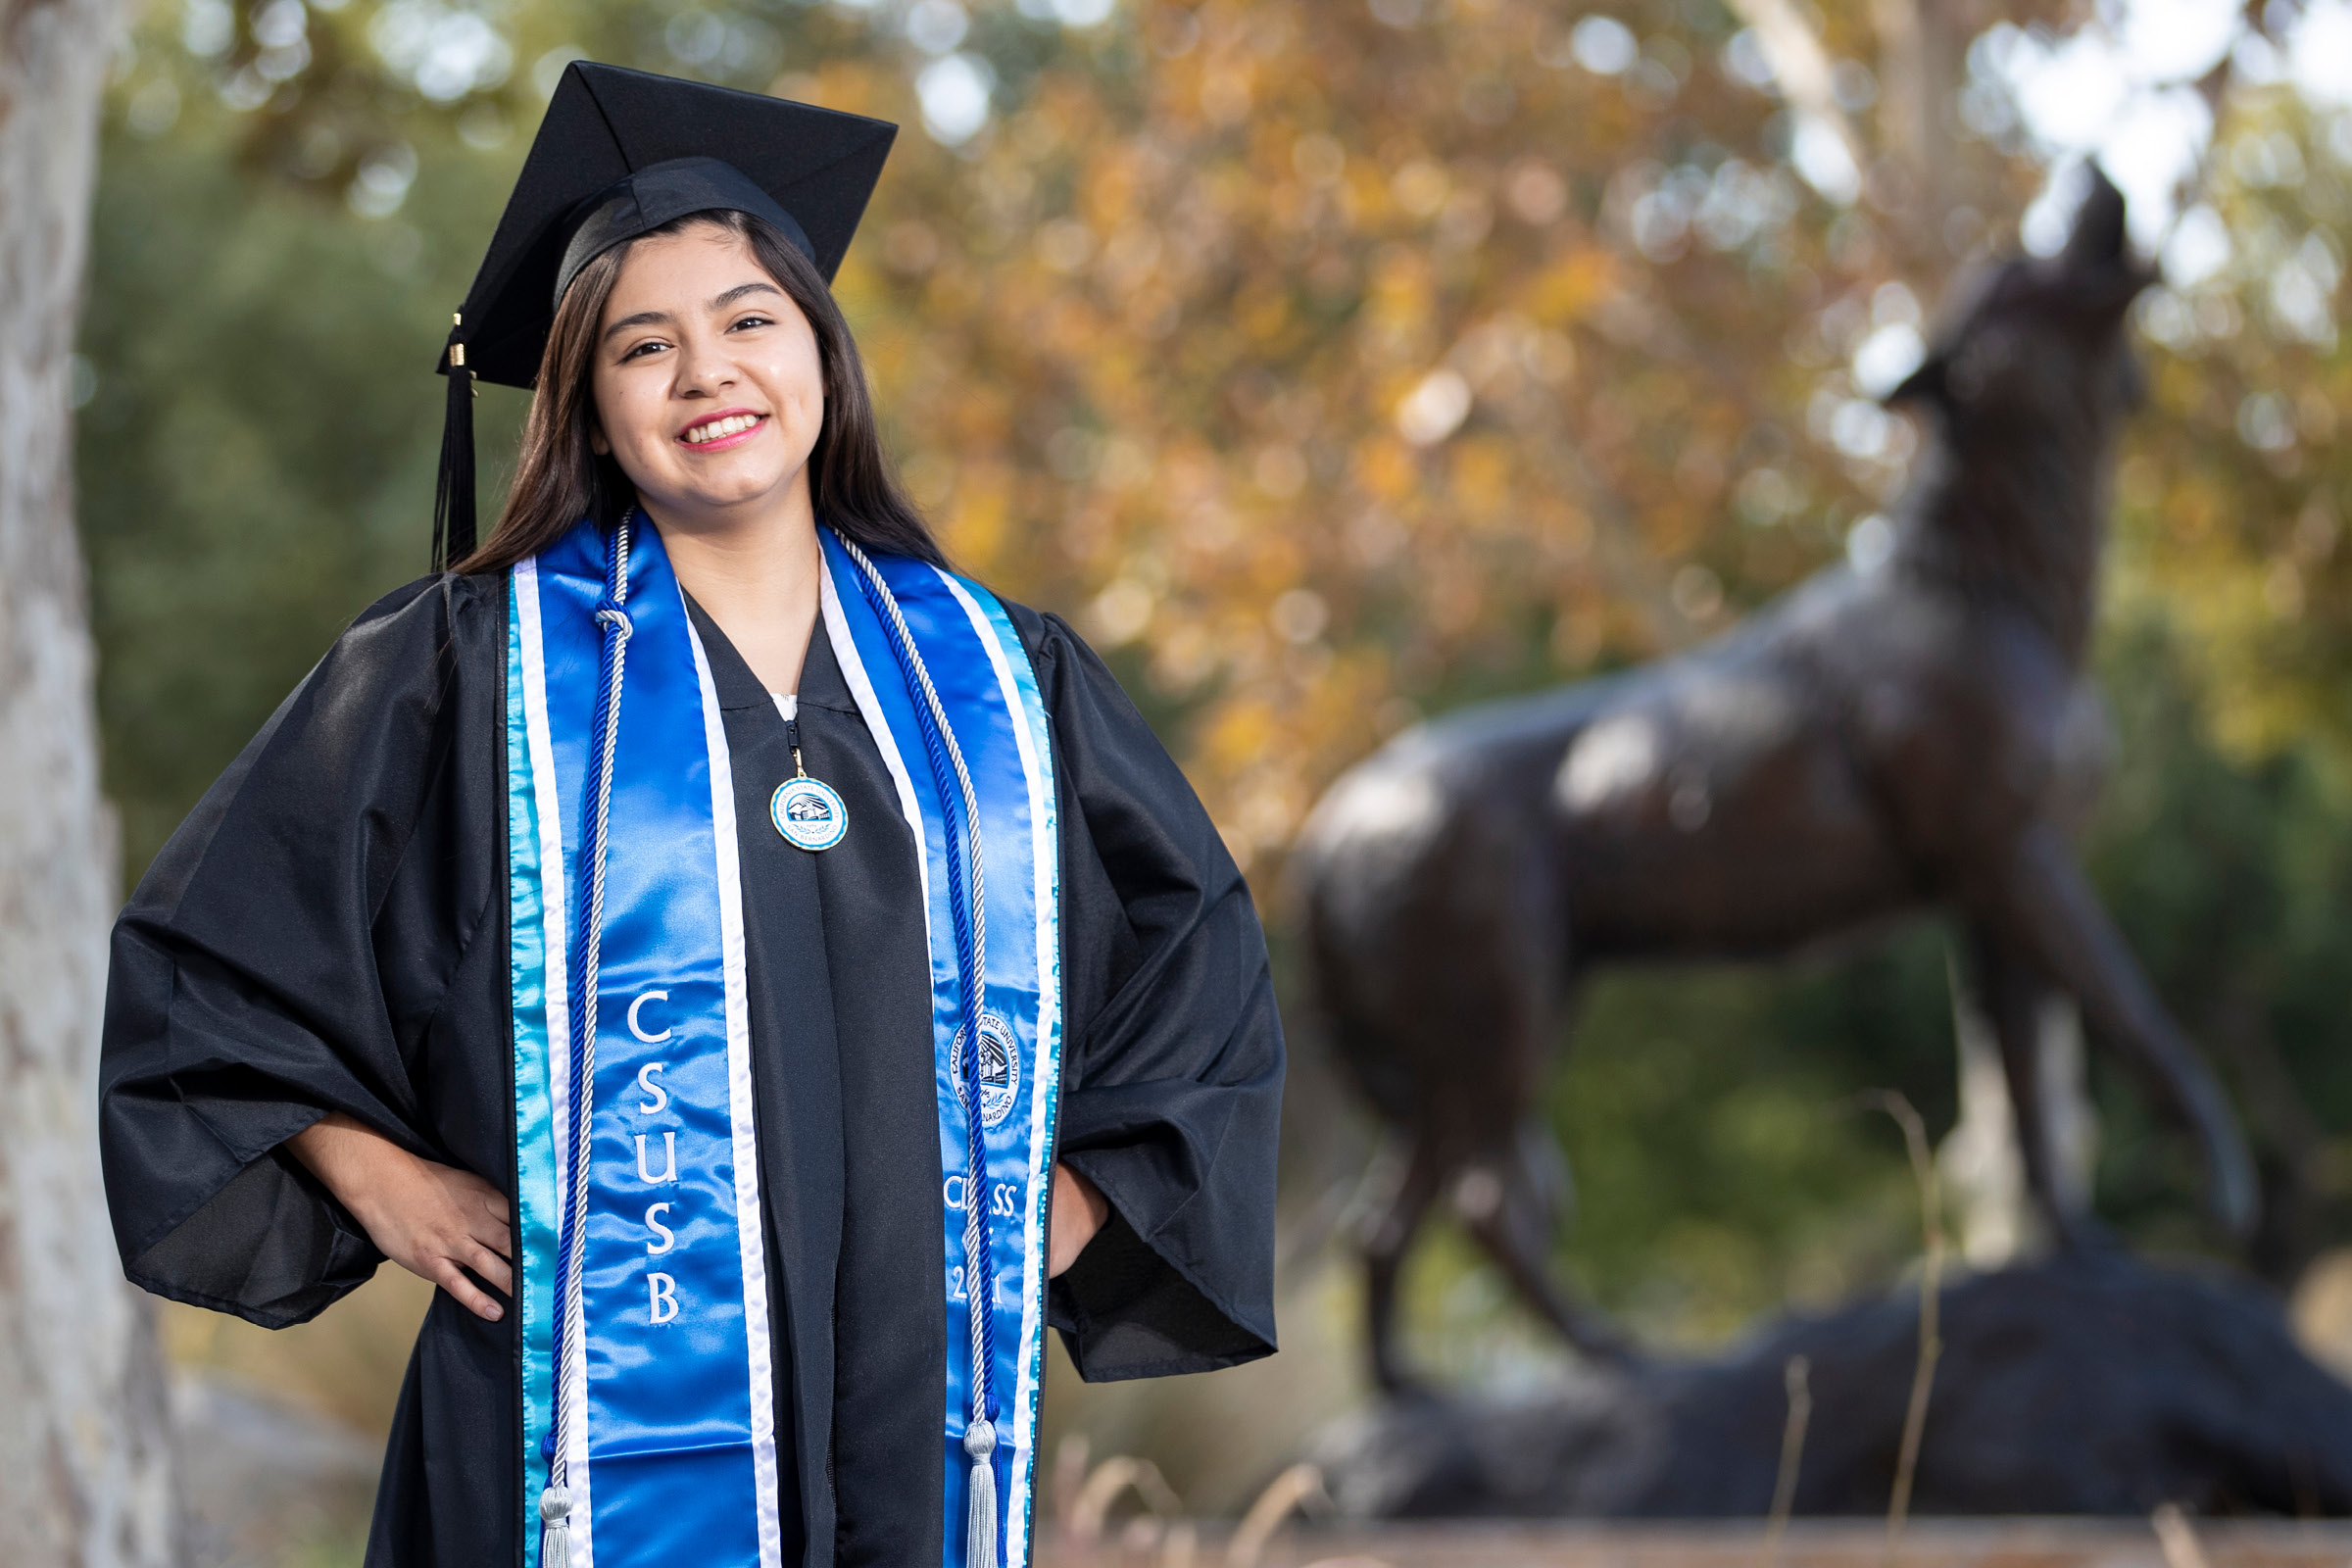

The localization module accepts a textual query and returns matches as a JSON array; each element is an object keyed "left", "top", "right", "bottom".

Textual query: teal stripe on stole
[{"left": 508, "top": 579, "right": 560, "bottom": 1568}]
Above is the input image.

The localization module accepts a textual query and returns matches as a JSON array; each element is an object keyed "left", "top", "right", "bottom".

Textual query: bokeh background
[{"left": 74, "top": 0, "right": 2352, "bottom": 1555}]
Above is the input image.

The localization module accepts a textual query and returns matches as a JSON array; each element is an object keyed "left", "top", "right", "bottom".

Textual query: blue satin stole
[
  {"left": 818, "top": 531, "right": 1063, "bottom": 1568},
  {"left": 508, "top": 517, "right": 1063, "bottom": 1568}
]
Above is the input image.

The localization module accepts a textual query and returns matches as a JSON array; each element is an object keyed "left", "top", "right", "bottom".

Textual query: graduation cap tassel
[
  {"left": 433, "top": 315, "right": 477, "bottom": 571},
  {"left": 963, "top": 1419, "right": 998, "bottom": 1568}
]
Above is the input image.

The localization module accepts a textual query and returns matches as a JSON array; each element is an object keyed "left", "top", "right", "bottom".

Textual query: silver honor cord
[
  {"left": 542, "top": 513, "right": 635, "bottom": 1568},
  {"left": 838, "top": 538, "right": 1001, "bottom": 1567}
]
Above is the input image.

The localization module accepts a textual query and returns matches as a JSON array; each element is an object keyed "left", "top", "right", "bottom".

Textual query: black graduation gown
[{"left": 99, "top": 567, "right": 1283, "bottom": 1567}]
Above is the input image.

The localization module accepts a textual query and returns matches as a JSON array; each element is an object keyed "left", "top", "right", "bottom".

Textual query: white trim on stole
[
  {"left": 818, "top": 563, "right": 934, "bottom": 932},
  {"left": 935, "top": 568, "right": 1061, "bottom": 1568},
  {"left": 514, "top": 560, "right": 595, "bottom": 1568},
  {"left": 686, "top": 612, "right": 788, "bottom": 1568}
]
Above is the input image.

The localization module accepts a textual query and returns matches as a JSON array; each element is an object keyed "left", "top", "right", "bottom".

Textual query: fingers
[
  {"left": 470, "top": 1196, "right": 514, "bottom": 1261},
  {"left": 434, "top": 1257, "right": 506, "bottom": 1322},
  {"left": 326, "top": 1146, "right": 520, "bottom": 1326},
  {"left": 387, "top": 1171, "right": 516, "bottom": 1321},
  {"left": 465, "top": 1238, "right": 515, "bottom": 1298},
  {"left": 1048, "top": 1163, "right": 1111, "bottom": 1278},
  {"left": 434, "top": 1167, "right": 514, "bottom": 1257},
  {"left": 477, "top": 1184, "right": 514, "bottom": 1230}
]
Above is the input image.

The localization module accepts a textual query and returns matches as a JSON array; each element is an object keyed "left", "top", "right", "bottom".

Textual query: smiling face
[{"left": 589, "top": 220, "right": 825, "bottom": 532}]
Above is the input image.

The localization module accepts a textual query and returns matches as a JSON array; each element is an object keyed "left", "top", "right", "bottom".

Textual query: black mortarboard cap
[{"left": 433, "top": 62, "right": 898, "bottom": 567}]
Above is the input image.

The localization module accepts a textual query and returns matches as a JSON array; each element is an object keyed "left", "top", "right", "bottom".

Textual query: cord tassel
[
  {"left": 433, "top": 318, "right": 477, "bottom": 570},
  {"left": 539, "top": 1485, "right": 570, "bottom": 1568},
  {"left": 963, "top": 1420, "right": 998, "bottom": 1568}
]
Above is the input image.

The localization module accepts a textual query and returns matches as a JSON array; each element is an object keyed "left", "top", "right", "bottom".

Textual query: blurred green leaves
[{"left": 79, "top": 87, "right": 528, "bottom": 870}]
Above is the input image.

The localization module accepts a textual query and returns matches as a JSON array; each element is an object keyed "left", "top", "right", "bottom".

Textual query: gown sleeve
[
  {"left": 99, "top": 574, "right": 496, "bottom": 1329},
  {"left": 1010, "top": 608, "right": 1284, "bottom": 1381}
]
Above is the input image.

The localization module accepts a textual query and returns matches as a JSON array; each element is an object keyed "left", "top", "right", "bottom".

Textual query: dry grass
[
  {"left": 1858, "top": 1089, "right": 1947, "bottom": 1568},
  {"left": 1765, "top": 1352, "right": 1813, "bottom": 1565},
  {"left": 1050, "top": 1444, "right": 1329, "bottom": 1568}
]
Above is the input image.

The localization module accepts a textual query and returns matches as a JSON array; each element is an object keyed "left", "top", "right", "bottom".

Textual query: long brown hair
[{"left": 459, "top": 208, "right": 945, "bottom": 573}]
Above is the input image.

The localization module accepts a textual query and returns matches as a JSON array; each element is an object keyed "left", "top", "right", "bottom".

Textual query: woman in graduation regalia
[{"left": 98, "top": 63, "right": 1282, "bottom": 1568}]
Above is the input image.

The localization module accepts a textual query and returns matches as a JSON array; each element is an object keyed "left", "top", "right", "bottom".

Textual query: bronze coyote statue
[{"left": 1296, "top": 172, "right": 2258, "bottom": 1391}]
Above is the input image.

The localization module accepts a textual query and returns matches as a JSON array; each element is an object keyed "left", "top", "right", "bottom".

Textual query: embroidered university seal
[{"left": 952, "top": 1011, "right": 1022, "bottom": 1129}]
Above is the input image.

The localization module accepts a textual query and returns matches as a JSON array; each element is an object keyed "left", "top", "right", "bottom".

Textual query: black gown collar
[{"left": 682, "top": 588, "right": 860, "bottom": 718}]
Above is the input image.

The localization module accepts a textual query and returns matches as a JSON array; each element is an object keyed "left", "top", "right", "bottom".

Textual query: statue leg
[
  {"left": 1346, "top": 834, "right": 1572, "bottom": 1386},
  {"left": 1428, "top": 899, "right": 1627, "bottom": 1364},
  {"left": 1960, "top": 925, "right": 2104, "bottom": 1251},
  {"left": 1972, "top": 821, "right": 2257, "bottom": 1240},
  {"left": 1455, "top": 1118, "right": 1638, "bottom": 1366},
  {"left": 1358, "top": 1126, "right": 1444, "bottom": 1395}
]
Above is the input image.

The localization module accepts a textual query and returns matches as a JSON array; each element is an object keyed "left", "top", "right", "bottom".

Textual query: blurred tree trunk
[
  {"left": 1871, "top": 0, "right": 1964, "bottom": 244},
  {"left": 0, "top": 0, "right": 178, "bottom": 1559}
]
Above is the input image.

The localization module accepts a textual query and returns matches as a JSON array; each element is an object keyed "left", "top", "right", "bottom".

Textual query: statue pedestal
[
  {"left": 1039, "top": 1517, "right": 2352, "bottom": 1568},
  {"left": 1314, "top": 1254, "right": 2352, "bottom": 1519}
]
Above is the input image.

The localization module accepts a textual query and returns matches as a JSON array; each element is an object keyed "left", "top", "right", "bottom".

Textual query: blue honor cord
[{"left": 837, "top": 534, "right": 1004, "bottom": 1566}]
